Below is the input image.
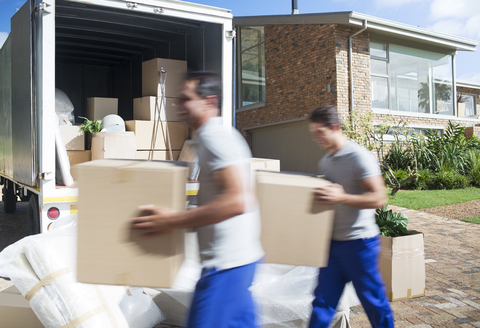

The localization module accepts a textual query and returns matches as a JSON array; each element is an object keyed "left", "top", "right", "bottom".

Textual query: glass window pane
[
  {"left": 370, "top": 42, "right": 387, "bottom": 58},
  {"left": 371, "top": 76, "right": 388, "bottom": 109},
  {"left": 371, "top": 59, "right": 387, "bottom": 75},
  {"left": 241, "top": 43, "right": 265, "bottom": 107},
  {"left": 389, "top": 44, "right": 453, "bottom": 115},
  {"left": 464, "top": 95, "right": 476, "bottom": 116},
  {"left": 241, "top": 26, "right": 264, "bottom": 50}
]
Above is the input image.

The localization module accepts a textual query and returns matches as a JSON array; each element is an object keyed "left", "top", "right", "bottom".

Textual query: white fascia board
[
  {"left": 457, "top": 80, "right": 480, "bottom": 89},
  {"left": 349, "top": 12, "right": 478, "bottom": 52},
  {"left": 234, "top": 12, "right": 352, "bottom": 26},
  {"left": 66, "top": 0, "right": 233, "bottom": 24}
]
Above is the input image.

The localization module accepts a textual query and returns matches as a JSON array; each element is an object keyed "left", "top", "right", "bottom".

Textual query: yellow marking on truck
[
  {"left": 186, "top": 190, "right": 198, "bottom": 196},
  {"left": 44, "top": 196, "right": 78, "bottom": 203},
  {"left": 70, "top": 204, "right": 78, "bottom": 215}
]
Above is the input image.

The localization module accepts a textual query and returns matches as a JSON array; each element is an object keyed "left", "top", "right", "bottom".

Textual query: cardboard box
[
  {"left": 250, "top": 158, "right": 280, "bottom": 172},
  {"left": 380, "top": 231, "right": 426, "bottom": 301},
  {"left": 75, "top": 159, "right": 189, "bottom": 288},
  {"left": 59, "top": 125, "right": 85, "bottom": 150},
  {"left": 91, "top": 131, "right": 136, "bottom": 161},
  {"left": 125, "top": 120, "right": 188, "bottom": 151},
  {"left": 86, "top": 97, "right": 118, "bottom": 121},
  {"left": 255, "top": 171, "right": 335, "bottom": 267},
  {"left": 67, "top": 150, "right": 91, "bottom": 165},
  {"left": 134, "top": 96, "right": 180, "bottom": 121},
  {"left": 0, "top": 287, "right": 43, "bottom": 328},
  {"left": 136, "top": 150, "right": 180, "bottom": 161},
  {"left": 142, "top": 58, "right": 187, "bottom": 98}
]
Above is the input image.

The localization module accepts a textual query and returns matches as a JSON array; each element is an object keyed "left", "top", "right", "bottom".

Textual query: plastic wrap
[
  {"left": 0, "top": 215, "right": 164, "bottom": 328},
  {"left": 55, "top": 118, "right": 75, "bottom": 187},
  {"left": 55, "top": 88, "right": 75, "bottom": 125},
  {"left": 145, "top": 231, "right": 360, "bottom": 327}
]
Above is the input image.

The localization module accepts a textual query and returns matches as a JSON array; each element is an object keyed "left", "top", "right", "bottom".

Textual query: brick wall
[
  {"left": 236, "top": 24, "right": 338, "bottom": 145},
  {"left": 235, "top": 23, "right": 480, "bottom": 146}
]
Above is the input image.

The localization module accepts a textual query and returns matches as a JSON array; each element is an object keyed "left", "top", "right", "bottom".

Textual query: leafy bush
[
  {"left": 432, "top": 171, "right": 469, "bottom": 190},
  {"left": 78, "top": 116, "right": 103, "bottom": 134},
  {"left": 414, "top": 170, "right": 436, "bottom": 190},
  {"left": 375, "top": 205, "right": 410, "bottom": 237},
  {"left": 467, "top": 150, "right": 480, "bottom": 187}
]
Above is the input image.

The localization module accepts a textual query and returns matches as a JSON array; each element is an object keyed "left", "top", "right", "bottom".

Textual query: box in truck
[{"left": 0, "top": 0, "right": 234, "bottom": 234}]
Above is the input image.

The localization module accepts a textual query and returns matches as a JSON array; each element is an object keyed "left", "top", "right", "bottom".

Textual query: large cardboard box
[
  {"left": 86, "top": 97, "right": 118, "bottom": 121},
  {"left": 256, "top": 171, "right": 335, "bottom": 267},
  {"left": 91, "top": 131, "right": 136, "bottom": 161},
  {"left": 142, "top": 58, "right": 187, "bottom": 98},
  {"left": 136, "top": 150, "right": 180, "bottom": 161},
  {"left": 134, "top": 96, "right": 180, "bottom": 121},
  {"left": 0, "top": 286, "right": 43, "bottom": 328},
  {"left": 250, "top": 158, "right": 280, "bottom": 172},
  {"left": 125, "top": 120, "right": 188, "bottom": 151},
  {"left": 59, "top": 125, "right": 85, "bottom": 150},
  {"left": 380, "top": 231, "right": 426, "bottom": 301},
  {"left": 67, "top": 150, "right": 91, "bottom": 165},
  {"left": 75, "top": 159, "right": 189, "bottom": 288}
]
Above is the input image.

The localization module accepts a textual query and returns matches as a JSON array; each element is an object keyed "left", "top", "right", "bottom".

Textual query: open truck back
[{"left": 0, "top": 0, "right": 234, "bottom": 233}]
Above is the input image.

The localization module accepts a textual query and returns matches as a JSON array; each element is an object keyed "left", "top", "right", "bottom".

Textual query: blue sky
[{"left": 1, "top": 0, "right": 479, "bottom": 83}]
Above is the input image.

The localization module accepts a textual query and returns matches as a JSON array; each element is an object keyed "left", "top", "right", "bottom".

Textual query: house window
[
  {"left": 370, "top": 42, "right": 454, "bottom": 115},
  {"left": 238, "top": 26, "right": 265, "bottom": 108},
  {"left": 463, "top": 94, "right": 477, "bottom": 116}
]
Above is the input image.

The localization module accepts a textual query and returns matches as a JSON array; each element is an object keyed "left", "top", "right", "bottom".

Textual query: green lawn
[
  {"left": 387, "top": 187, "right": 480, "bottom": 209},
  {"left": 461, "top": 216, "right": 480, "bottom": 224}
]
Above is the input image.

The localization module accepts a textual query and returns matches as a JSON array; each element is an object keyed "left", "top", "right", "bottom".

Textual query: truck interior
[{"left": 55, "top": 0, "right": 223, "bottom": 122}]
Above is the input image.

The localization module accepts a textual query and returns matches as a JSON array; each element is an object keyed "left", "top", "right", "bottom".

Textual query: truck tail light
[{"left": 47, "top": 207, "right": 60, "bottom": 220}]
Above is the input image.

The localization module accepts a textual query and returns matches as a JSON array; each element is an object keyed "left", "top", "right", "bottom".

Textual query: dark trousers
[{"left": 309, "top": 236, "right": 394, "bottom": 328}]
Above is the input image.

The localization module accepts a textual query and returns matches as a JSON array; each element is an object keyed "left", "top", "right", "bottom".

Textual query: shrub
[
  {"left": 413, "top": 169, "right": 436, "bottom": 190},
  {"left": 375, "top": 205, "right": 410, "bottom": 237},
  {"left": 432, "top": 171, "right": 469, "bottom": 190}
]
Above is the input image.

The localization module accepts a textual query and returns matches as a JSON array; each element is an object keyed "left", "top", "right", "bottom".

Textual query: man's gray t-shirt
[
  {"left": 319, "top": 140, "right": 381, "bottom": 241},
  {"left": 194, "top": 117, "right": 264, "bottom": 270}
]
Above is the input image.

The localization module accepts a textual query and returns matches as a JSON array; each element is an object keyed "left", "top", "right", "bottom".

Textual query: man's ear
[
  {"left": 331, "top": 123, "right": 341, "bottom": 131},
  {"left": 205, "top": 95, "right": 219, "bottom": 108}
]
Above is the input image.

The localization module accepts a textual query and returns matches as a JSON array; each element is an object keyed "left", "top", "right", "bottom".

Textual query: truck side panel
[
  {"left": 11, "top": 0, "right": 37, "bottom": 187},
  {"left": 0, "top": 38, "right": 13, "bottom": 178}
]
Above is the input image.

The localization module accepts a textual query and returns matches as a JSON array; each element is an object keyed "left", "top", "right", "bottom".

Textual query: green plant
[
  {"left": 432, "top": 171, "right": 469, "bottom": 189},
  {"left": 461, "top": 216, "right": 480, "bottom": 224},
  {"left": 78, "top": 116, "right": 103, "bottom": 134},
  {"left": 375, "top": 205, "right": 410, "bottom": 237}
]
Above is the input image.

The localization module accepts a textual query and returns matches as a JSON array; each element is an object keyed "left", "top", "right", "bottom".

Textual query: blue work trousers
[
  {"left": 186, "top": 261, "right": 259, "bottom": 328},
  {"left": 309, "top": 236, "right": 394, "bottom": 328}
]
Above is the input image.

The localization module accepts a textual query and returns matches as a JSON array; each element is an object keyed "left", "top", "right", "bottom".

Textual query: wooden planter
[{"left": 379, "top": 231, "right": 426, "bottom": 301}]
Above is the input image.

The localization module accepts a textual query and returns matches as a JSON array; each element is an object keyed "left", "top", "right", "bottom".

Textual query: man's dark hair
[
  {"left": 309, "top": 105, "right": 340, "bottom": 127},
  {"left": 186, "top": 71, "right": 223, "bottom": 111}
]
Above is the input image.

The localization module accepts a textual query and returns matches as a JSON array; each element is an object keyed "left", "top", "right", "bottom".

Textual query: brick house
[{"left": 233, "top": 12, "right": 480, "bottom": 173}]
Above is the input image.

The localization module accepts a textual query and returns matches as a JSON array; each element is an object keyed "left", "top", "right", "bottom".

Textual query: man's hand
[
  {"left": 313, "top": 183, "right": 347, "bottom": 204},
  {"left": 131, "top": 205, "right": 176, "bottom": 238}
]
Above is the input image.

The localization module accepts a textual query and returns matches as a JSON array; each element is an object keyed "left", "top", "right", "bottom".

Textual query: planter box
[{"left": 379, "top": 231, "right": 425, "bottom": 301}]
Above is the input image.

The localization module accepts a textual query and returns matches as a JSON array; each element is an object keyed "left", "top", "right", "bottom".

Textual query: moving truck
[{"left": 0, "top": 0, "right": 234, "bottom": 233}]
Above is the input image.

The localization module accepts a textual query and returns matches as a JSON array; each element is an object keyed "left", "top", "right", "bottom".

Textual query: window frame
[{"left": 236, "top": 26, "right": 266, "bottom": 111}]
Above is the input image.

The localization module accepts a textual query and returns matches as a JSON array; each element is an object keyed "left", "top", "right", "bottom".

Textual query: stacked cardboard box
[
  {"left": 86, "top": 97, "right": 118, "bottom": 121},
  {"left": 130, "top": 58, "right": 188, "bottom": 160},
  {"left": 91, "top": 131, "right": 136, "bottom": 161},
  {"left": 256, "top": 171, "right": 334, "bottom": 267},
  {"left": 75, "top": 159, "right": 189, "bottom": 288},
  {"left": 0, "top": 285, "right": 43, "bottom": 328}
]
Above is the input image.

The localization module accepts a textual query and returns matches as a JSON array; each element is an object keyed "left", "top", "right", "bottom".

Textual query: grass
[
  {"left": 461, "top": 216, "right": 480, "bottom": 224},
  {"left": 387, "top": 187, "right": 480, "bottom": 209}
]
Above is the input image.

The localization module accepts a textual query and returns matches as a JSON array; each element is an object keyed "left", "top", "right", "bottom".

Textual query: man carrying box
[
  {"left": 131, "top": 72, "right": 264, "bottom": 328},
  {"left": 308, "top": 105, "right": 394, "bottom": 328}
]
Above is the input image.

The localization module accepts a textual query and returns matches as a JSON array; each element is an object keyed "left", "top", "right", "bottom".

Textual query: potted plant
[
  {"left": 375, "top": 205, "right": 425, "bottom": 301},
  {"left": 78, "top": 116, "right": 103, "bottom": 150}
]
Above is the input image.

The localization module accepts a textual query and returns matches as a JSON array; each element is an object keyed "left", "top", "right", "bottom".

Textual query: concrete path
[{"left": 350, "top": 205, "right": 480, "bottom": 327}]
